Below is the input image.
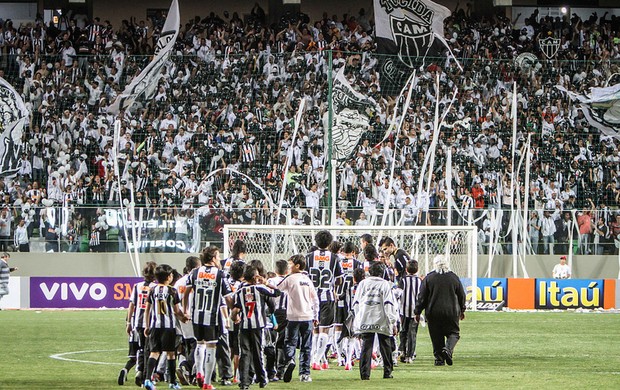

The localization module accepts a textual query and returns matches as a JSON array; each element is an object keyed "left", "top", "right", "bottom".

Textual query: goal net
[{"left": 223, "top": 224, "right": 478, "bottom": 308}]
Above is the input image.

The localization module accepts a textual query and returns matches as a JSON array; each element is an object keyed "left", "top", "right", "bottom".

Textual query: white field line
[{"left": 49, "top": 348, "right": 125, "bottom": 365}]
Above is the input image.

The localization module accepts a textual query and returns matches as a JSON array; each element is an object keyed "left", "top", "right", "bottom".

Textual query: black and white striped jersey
[
  {"left": 129, "top": 281, "right": 156, "bottom": 329},
  {"left": 267, "top": 275, "right": 288, "bottom": 311},
  {"left": 336, "top": 256, "right": 363, "bottom": 308},
  {"left": 147, "top": 284, "right": 180, "bottom": 329},
  {"left": 187, "top": 265, "right": 232, "bottom": 326},
  {"left": 234, "top": 283, "right": 281, "bottom": 330},
  {"left": 399, "top": 274, "right": 422, "bottom": 318},
  {"left": 306, "top": 249, "right": 343, "bottom": 302}
]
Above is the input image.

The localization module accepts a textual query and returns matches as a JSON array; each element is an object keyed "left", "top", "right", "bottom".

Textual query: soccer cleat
[
  {"left": 195, "top": 373, "right": 205, "bottom": 388},
  {"left": 321, "top": 361, "right": 329, "bottom": 370},
  {"left": 344, "top": 363, "right": 351, "bottom": 371},
  {"left": 441, "top": 348, "right": 453, "bottom": 366},
  {"left": 169, "top": 383, "right": 182, "bottom": 389},
  {"left": 118, "top": 368, "right": 127, "bottom": 385},
  {"left": 383, "top": 374, "right": 394, "bottom": 379},
  {"left": 311, "top": 363, "right": 322, "bottom": 371},
  {"left": 434, "top": 359, "right": 445, "bottom": 366},
  {"left": 370, "top": 361, "right": 378, "bottom": 370},
  {"left": 202, "top": 384, "right": 216, "bottom": 390},
  {"left": 144, "top": 379, "right": 157, "bottom": 390},
  {"left": 135, "top": 371, "right": 143, "bottom": 387},
  {"left": 283, "top": 360, "right": 296, "bottom": 383},
  {"left": 300, "top": 375, "right": 312, "bottom": 383},
  {"left": 219, "top": 378, "right": 232, "bottom": 386}
]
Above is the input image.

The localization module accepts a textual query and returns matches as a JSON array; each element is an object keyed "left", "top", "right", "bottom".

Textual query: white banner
[
  {"left": 0, "top": 77, "right": 28, "bottom": 178},
  {"left": 108, "top": 0, "right": 180, "bottom": 114}
]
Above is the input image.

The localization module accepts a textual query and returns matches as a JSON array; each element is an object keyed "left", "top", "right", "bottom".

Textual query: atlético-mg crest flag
[{"left": 374, "top": 0, "right": 451, "bottom": 93}]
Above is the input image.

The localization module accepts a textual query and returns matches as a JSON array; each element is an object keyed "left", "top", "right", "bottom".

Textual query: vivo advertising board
[
  {"left": 535, "top": 279, "right": 605, "bottom": 309},
  {"left": 30, "top": 277, "right": 141, "bottom": 309}
]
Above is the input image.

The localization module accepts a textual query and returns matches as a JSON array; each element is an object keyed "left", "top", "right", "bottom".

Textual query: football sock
[
  {"left": 167, "top": 358, "right": 177, "bottom": 384},
  {"left": 124, "top": 357, "right": 136, "bottom": 371},
  {"left": 347, "top": 338, "right": 356, "bottom": 365},
  {"left": 315, "top": 333, "right": 329, "bottom": 364},
  {"left": 334, "top": 330, "right": 342, "bottom": 360},
  {"left": 146, "top": 357, "right": 158, "bottom": 381},
  {"left": 195, "top": 343, "right": 206, "bottom": 377},
  {"left": 204, "top": 345, "right": 217, "bottom": 385},
  {"left": 311, "top": 332, "right": 318, "bottom": 363}
]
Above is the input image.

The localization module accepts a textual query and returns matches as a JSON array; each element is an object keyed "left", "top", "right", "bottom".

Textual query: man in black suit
[{"left": 414, "top": 255, "right": 466, "bottom": 366}]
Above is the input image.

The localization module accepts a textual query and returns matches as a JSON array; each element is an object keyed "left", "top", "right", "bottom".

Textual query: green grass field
[{"left": 1, "top": 310, "right": 619, "bottom": 389}]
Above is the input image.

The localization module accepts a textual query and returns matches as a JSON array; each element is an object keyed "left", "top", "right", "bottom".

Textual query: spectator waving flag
[
  {"left": 374, "top": 0, "right": 453, "bottom": 93},
  {"left": 108, "top": 0, "right": 180, "bottom": 114},
  {"left": 324, "top": 68, "right": 377, "bottom": 165},
  {"left": 0, "top": 77, "right": 27, "bottom": 178}
]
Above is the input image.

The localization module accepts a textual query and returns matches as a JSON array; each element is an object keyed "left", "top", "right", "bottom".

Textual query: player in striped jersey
[
  {"left": 124, "top": 261, "right": 157, "bottom": 387},
  {"left": 174, "top": 256, "right": 201, "bottom": 385},
  {"left": 183, "top": 246, "right": 233, "bottom": 390},
  {"left": 306, "top": 230, "right": 343, "bottom": 370},
  {"left": 227, "top": 260, "right": 246, "bottom": 384},
  {"left": 398, "top": 260, "right": 422, "bottom": 364},
  {"left": 334, "top": 241, "right": 363, "bottom": 367},
  {"left": 267, "top": 260, "right": 289, "bottom": 381},
  {"left": 231, "top": 265, "right": 282, "bottom": 390},
  {"left": 221, "top": 239, "right": 246, "bottom": 274},
  {"left": 338, "top": 268, "right": 366, "bottom": 371},
  {"left": 143, "top": 264, "right": 189, "bottom": 390}
]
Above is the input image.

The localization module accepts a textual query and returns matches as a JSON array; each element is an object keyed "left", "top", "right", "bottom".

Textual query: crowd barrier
[{"left": 2, "top": 276, "right": 618, "bottom": 311}]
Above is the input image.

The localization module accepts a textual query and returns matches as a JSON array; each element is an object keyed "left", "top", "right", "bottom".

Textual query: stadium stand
[{"left": 0, "top": 4, "right": 620, "bottom": 254}]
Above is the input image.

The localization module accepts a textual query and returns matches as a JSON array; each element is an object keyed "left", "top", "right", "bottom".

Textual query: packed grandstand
[{"left": 0, "top": 3, "right": 620, "bottom": 254}]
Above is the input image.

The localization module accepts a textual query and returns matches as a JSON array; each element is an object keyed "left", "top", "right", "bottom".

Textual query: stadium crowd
[{"left": 1, "top": 3, "right": 620, "bottom": 254}]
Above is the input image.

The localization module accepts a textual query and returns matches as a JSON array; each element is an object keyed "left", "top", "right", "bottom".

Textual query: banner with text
[
  {"left": 535, "top": 279, "right": 605, "bottom": 310},
  {"left": 30, "top": 277, "right": 141, "bottom": 309},
  {"left": 462, "top": 278, "right": 507, "bottom": 311}
]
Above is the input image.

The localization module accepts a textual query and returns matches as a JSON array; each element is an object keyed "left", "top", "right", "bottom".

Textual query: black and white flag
[
  {"left": 324, "top": 68, "right": 376, "bottom": 164},
  {"left": 108, "top": 0, "right": 180, "bottom": 114},
  {"left": 374, "top": 0, "right": 452, "bottom": 92},
  {"left": 0, "top": 77, "right": 27, "bottom": 178}
]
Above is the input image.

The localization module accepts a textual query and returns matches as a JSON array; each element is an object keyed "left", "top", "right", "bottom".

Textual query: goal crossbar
[{"left": 223, "top": 224, "right": 478, "bottom": 310}]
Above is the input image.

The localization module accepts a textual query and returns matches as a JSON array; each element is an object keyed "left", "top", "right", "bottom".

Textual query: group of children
[{"left": 120, "top": 231, "right": 424, "bottom": 389}]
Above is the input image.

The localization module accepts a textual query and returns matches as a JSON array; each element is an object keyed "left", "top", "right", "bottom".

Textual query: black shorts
[
  {"left": 149, "top": 328, "right": 177, "bottom": 353},
  {"left": 193, "top": 324, "right": 219, "bottom": 342},
  {"left": 335, "top": 305, "right": 349, "bottom": 325},
  {"left": 318, "top": 301, "right": 336, "bottom": 327}
]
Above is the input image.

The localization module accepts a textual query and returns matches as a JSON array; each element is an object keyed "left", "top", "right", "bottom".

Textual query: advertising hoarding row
[{"left": 1, "top": 277, "right": 618, "bottom": 310}]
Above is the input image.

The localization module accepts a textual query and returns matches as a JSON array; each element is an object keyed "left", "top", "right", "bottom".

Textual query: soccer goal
[{"left": 223, "top": 224, "right": 478, "bottom": 309}]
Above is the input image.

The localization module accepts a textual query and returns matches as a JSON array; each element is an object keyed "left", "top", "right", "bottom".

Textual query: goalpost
[{"left": 223, "top": 224, "right": 478, "bottom": 310}]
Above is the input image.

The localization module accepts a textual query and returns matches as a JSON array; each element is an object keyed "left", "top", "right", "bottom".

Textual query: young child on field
[
  {"left": 231, "top": 265, "right": 281, "bottom": 390},
  {"left": 143, "top": 264, "right": 189, "bottom": 390},
  {"left": 339, "top": 267, "right": 366, "bottom": 370}
]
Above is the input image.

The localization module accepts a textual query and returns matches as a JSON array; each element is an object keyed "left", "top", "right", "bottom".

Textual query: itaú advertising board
[
  {"left": 463, "top": 278, "right": 507, "bottom": 311},
  {"left": 30, "top": 277, "right": 141, "bottom": 309},
  {"left": 535, "top": 279, "right": 604, "bottom": 310}
]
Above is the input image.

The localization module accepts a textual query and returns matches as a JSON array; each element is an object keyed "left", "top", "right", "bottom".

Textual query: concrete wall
[{"left": 7, "top": 252, "right": 620, "bottom": 278}]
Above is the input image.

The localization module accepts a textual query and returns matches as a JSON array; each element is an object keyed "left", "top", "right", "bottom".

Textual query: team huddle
[{"left": 119, "top": 230, "right": 466, "bottom": 389}]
